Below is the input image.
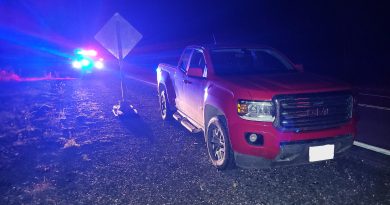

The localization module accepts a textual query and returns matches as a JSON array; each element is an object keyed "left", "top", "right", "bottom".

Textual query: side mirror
[
  {"left": 294, "top": 64, "right": 304, "bottom": 72},
  {"left": 187, "top": 67, "right": 203, "bottom": 78}
]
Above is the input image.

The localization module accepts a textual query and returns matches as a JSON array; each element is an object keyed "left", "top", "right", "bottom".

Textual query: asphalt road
[
  {"left": 357, "top": 105, "right": 390, "bottom": 150},
  {"left": 357, "top": 93, "right": 390, "bottom": 150},
  {"left": 0, "top": 74, "right": 389, "bottom": 204}
]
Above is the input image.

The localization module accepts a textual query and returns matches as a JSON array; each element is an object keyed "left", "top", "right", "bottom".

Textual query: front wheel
[
  {"left": 206, "top": 116, "right": 235, "bottom": 170},
  {"left": 159, "top": 88, "right": 172, "bottom": 120}
]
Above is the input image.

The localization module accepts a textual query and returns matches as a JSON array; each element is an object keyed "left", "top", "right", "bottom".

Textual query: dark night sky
[{"left": 0, "top": 0, "right": 389, "bottom": 85}]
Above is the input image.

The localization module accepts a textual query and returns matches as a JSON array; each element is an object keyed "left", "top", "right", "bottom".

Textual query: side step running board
[
  {"left": 173, "top": 112, "right": 182, "bottom": 121},
  {"left": 173, "top": 112, "right": 202, "bottom": 133}
]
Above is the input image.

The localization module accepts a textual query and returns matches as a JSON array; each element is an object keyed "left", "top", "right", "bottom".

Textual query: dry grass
[
  {"left": 25, "top": 178, "right": 54, "bottom": 195},
  {"left": 82, "top": 154, "right": 91, "bottom": 161},
  {"left": 63, "top": 138, "right": 80, "bottom": 148}
]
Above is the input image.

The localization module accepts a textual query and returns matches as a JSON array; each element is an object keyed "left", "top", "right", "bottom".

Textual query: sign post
[{"left": 95, "top": 13, "right": 143, "bottom": 116}]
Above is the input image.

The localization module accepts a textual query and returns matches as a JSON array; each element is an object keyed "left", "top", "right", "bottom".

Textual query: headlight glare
[{"left": 237, "top": 100, "right": 275, "bottom": 122}]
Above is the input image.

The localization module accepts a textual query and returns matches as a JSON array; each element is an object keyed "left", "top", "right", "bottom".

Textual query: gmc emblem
[{"left": 307, "top": 107, "right": 329, "bottom": 117}]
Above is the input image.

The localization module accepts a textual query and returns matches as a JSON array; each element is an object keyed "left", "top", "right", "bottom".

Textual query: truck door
[
  {"left": 174, "top": 48, "right": 193, "bottom": 112},
  {"left": 183, "top": 49, "right": 207, "bottom": 125}
]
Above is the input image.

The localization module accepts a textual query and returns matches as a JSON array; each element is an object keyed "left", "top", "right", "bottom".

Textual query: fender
[
  {"left": 157, "top": 66, "right": 176, "bottom": 107},
  {"left": 203, "top": 83, "right": 235, "bottom": 130}
]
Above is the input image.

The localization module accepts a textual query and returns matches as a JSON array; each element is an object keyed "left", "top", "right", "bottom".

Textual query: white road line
[
  {"left": 358, "top": 103, "right": 390, "bottom": 111},
  {"left": 353, "top": 141, "right": 390, "bottom": 156},
  {"left": 360, "top": 93, "right": 390, "bottom": 99}
]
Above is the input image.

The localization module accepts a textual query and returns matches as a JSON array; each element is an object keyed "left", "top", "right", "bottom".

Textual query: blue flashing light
[
  {"left": 72, "top": 48, "right": 104, "bottom": 73},
  {"left": 76, "top": 49, "right": 97, "bottom": 57},
  {"left": 81, "top": 59, "right": 91, "bottom": 66}
]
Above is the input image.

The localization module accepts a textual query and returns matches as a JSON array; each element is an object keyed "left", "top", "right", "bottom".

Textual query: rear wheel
[
  {"left": 159, "top": 88, "right": 172, "bottom": 120},
  {"left": 206, "top": 116, "right": 235, "bottom": 170}
]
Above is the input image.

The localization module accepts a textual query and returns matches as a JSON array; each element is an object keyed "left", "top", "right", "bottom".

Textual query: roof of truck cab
[
  {"left": 185, "top": 44, "right": 294, "bottom": 65},
  {"left": 186, "top": 44, "right": 276, "bottom": 50}
]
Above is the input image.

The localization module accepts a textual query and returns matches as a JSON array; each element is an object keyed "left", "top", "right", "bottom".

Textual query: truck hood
[{"left": 215, "top": 72, "right": 350, "bottom": 99}]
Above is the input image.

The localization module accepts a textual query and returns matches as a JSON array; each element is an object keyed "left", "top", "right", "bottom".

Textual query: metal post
[{"left": 116, "top": 20, "right": 124, "bottom": 101}]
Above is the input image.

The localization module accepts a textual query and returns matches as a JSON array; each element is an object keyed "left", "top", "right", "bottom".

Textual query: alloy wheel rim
[
  {"left": 209, "top": 125, "right": 226, "bottom": 162},
  {"left": 160, "top": 92, "right": 167, "bottom": 118}
]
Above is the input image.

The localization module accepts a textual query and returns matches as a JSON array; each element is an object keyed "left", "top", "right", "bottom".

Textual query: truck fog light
[
  {"left": 249, "top": 134, "right": 258, "bottom": 142},
  {"left": 245, "top": 133, "right": 263, "bottom": 145}
]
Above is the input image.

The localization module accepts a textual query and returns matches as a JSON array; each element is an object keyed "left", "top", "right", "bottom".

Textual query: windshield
[{"left": 211, "top": 48, "right": 295, "bottom": 75}]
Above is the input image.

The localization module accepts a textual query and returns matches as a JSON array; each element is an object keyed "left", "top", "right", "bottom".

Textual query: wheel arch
[
  {"left": 158, "top": 76, "right": 176, "bottom": 108},
  {"left": 204, "top": 104, "right": 227, "bottom": 133}
]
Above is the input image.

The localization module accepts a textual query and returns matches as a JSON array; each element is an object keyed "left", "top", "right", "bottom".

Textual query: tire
[
  {"left": 159, "top": 88, "right": 172, "bottom": 120},
  {"left": 206, "top": 116, "right": 235, "bottom": 170}
]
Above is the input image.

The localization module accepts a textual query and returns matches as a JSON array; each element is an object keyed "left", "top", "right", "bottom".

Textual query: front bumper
[{"left": 234, "top": 134, "right": 353, "bottom": 169}]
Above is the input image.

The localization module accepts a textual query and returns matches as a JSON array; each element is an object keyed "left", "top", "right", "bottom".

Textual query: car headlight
[
  {"left": 95, "top": 61, "right": 104, "bottom": 69},
  {"left": 72, "top": 60, "right": 82, "bottom": 69},
  {"left": 237, "top": 100, "right": 275, "bottom": 122}
]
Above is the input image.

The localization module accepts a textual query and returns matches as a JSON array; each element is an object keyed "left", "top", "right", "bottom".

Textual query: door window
[
  {"left": 189, "top": 50, "right": 206, "bottom": 76},
  {"left": 178, "top": 49, "right": 193, "bottom": 73}
]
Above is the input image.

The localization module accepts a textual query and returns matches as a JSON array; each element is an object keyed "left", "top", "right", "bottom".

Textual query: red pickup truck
[{"left": 156, "top": 45, "right": 356, "bottom": 170}]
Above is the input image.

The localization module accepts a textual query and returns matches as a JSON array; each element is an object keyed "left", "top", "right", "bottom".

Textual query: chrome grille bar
[{"left": 274, "top": 91, "right": 353, "bottom": 132}]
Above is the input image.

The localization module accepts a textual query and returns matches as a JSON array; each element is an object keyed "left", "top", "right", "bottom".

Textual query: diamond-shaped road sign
[{"left": 95, "top": 13, "right": 142, "bottom": 60}]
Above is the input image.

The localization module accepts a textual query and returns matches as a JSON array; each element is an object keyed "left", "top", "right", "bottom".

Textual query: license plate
[{"left": 309, "top": 144, "right": 335, "bottom": 162}]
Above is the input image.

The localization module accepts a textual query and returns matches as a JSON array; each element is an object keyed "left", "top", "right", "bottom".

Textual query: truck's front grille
[{"left": 274, "top": 91, "right": 353, "bottom": 132}]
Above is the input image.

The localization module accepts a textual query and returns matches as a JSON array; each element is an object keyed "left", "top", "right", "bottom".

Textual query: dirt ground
[{"left": 0, "top": 75, "right": 389, "bottom": 205}]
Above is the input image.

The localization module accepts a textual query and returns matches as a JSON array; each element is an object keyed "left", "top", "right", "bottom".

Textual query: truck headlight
[{"left": 237, "top": 100, "right": 275, "bottom": 122}]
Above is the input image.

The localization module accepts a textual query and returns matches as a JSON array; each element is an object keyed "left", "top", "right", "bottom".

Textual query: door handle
[{"left": 183, "top": 79, "right": 192, "bottom": 84}]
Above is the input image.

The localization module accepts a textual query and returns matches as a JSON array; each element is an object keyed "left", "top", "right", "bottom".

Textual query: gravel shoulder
[{"left": 0, "top": 75, "right": 389, "bottom": 205}]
